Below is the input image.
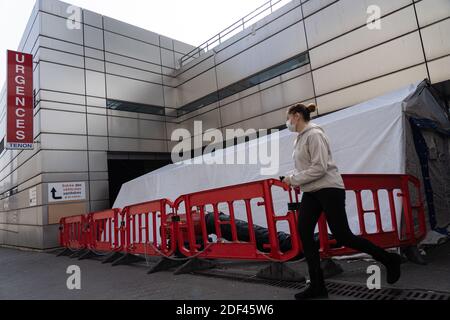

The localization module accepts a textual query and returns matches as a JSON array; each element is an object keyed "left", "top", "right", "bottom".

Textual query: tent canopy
[{"left": 113, "top": 82, "right": 432, "bottom": 235}]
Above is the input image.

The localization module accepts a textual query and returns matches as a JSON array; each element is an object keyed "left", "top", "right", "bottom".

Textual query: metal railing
[{"left": 179, "top": 0, "right": 293, "bottom": 68}]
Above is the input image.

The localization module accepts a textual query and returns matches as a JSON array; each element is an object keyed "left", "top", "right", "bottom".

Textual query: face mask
[{"left": 286, "top": 120, "right": 296, "bottom": 132}]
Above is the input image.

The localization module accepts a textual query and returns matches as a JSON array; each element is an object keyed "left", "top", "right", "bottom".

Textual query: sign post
[{"left": 6, "top": 50, "right": 34, "bottom": 150}]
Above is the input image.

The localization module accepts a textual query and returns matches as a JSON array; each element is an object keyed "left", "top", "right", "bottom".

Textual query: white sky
[{"left": 0, "top": 0, "right": 269, "bottom": 85}]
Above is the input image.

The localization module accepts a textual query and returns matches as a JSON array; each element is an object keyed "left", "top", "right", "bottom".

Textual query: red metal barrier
[
  {"left": 59, "top": 215, "right": 89, "bottom": 250},
  {"left": 315, "top": 174, "right": 426, "bottom": 258},
  {"left": 58, "top": 175, "right": 426, "bottom": 265},
  {"left": 174, "top": 179, "right": 301, "bottom": 261},
  {"left": 87, "top": 209, "right": 123, "bottom": 253},
  {"left": 122, "top": 199, "right": 177, "bottom": 257}
]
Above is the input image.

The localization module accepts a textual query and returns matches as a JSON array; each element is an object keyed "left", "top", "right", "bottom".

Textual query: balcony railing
[{"left": 179, "top": 0, "right": 293, "bottom": 68}]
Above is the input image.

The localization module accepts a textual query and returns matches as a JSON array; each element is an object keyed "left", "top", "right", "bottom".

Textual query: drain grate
[{"left": 193, "top": 269, "right": 450, "bottom": 300}]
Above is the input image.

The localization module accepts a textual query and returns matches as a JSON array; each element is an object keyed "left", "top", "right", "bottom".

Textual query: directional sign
[
  {"left": 48, "top": 182, "right": 86, "bottom": 203},
  {"left": 29, "top": 187, "right": 37, "bottom": 207},
  {"left": 6, "top": 50, "right": 34, "bottom": 150}
]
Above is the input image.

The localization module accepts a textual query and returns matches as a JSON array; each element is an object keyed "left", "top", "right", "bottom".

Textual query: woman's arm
[{"left": 287, "top": 133, "right": 329, "bottom": 186}]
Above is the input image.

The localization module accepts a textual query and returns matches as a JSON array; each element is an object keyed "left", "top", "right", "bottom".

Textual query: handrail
[{"left": 179, "top": 0, "right": 293, "bottom": 68}]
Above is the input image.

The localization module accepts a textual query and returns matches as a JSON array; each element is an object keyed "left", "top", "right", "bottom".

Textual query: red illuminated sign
[{"left": 6, "top": 50, "right": 34, "bottom": 150}]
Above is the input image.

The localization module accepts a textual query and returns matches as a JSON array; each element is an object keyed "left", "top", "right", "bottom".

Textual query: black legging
[{"left": 298, "top": 188, "right": 390, "bottom": 277}]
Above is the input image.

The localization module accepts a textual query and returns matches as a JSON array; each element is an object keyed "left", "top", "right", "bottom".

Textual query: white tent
[{"left": 113, "top": 82, "right": 426, "bottom": 236}]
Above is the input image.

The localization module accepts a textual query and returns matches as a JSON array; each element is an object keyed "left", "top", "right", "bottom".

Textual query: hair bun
[{"left": 307, "top": 103, "right": 317, "bottom": 113}]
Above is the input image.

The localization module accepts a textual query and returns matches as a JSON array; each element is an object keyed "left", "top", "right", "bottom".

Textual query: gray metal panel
[
  {"left": 309, "top": 6, "right": 418, "bottom": 69},
  {"left": 105, "top": 52, "right": 162, "bottom": 74},
  {"left": 215, "top": 5, "right": 303, "bottom": 66},
  {"left": 39, "top": 61, "right": 86, "bottom": 95},
  {"left": 415, "top": 0, "right": 450, "bottom": 27},
  {"left": 87, "top": 106, "right": 106, "bottom": 115},
  {"left": 260, "top": 71, "right": 315, "bottom": 112},
  {"left": 220, "top": 92, "right": 262, "bottom": 127},
  {"left": 178, "top": 68, "right": 218, "bottom": 107},
  {"left": 138, "top": 120, "right": 167, "bottom": 140},
  {"left": 173, "top": 39, "right": 197, "bottom": 55},
  {"left": 83, "top": 9, "right": 103, "bottom": 28},
  {"left": 108, "top": 116, "right": 139, "bottom": 138},
  {"left": 41, "top": 150, "right": 89, "bottom": 173},
  {"left": 216, "top": 22, "right": 307, "bottom": 89},
  {"left": 176, "top": 55, "right": 215, "bottom": 85},
  {"left": 302, "top": 0, "right": 336, "bottom": 17},
  {"left": 85, "top": 47, "right": 104, "bottom": 60},
  {"left": 88, "top": 152, "right": 108, "bottom": 172},
  {"left": 37, "top": 47, "right": 84, "bottom": 68},
  {"left": 103, "top": 16, "right": 160, "bottom": 46},
  {"left": 428, "top": 55, "right": 450, "bottom": 84},
  {"left": 40, "top": 11, "right": 83, "bottom": 44},
  {"left": 421, "top": 19, "right": 450, "bottom": 61},
  {"left": 88, "top": 136, "right": 109, "bottom": 151},
  {"left": 89, "top": 180, "right": 109, "bottom": 201},
  {"left": 40, "top": 109, "right": 87, "bottom": 135},
  {"left": 106, "top": 74, "right": 164, "bottom": 106},
  {"left": 104, "top": 31, "right": 161, "bottom": 65},
  {"left": 313, "top": 32, "right": 425, "bottom": 96},
  {"left": 2, "top": 224, "right": 45, "bottom": 249},
  {"left": 39, "top": 36, "right": 84, "bottom": 55},
  {"left": 88, "top": 114, "right": 108, "bottom": 136},
  {"left": 304, "top": 0, "right": 412, "bottom": 48},
  {"left": 106, "top": 63, "right": 163, "bottom": 84},
  {"left": 220, "top": 71, "right": 314, "bottom": 127},
  {"left": 39, "top": 90, "right": 86, "bottom": 106},
  {"left": 87, "top": 97, "right": 107, "bottom": 108},
  {"left": 108, "top": 137, "right": 167, "bottom": 153},
  {"left": 161, "top": 48, "right": 176, "bottom": 69},
  {"left": 40, "top": 133, "right": 87, "bottom": 150},
  {"left": 160, "top": 35, "right": 174, "bottom": 50},
  {"left": 86, "top": 70, "right": 106, "bottom": 98},
  {"left": 316, "top": 64, "right": 428, "bottom": 114},
  {"left": 41, "top": 172, "right": 89, "bottom": 183},
  {"left": 39, "top": 100, "right": 84, "bottom": 114},
  {"left": 84, "top": 25, "right": 104, "bottom": 50},
  {"left": 43, "top": 224, "right": 61, "bottom": 248},
  {"left": 39, "top": 0, "right": 83, "bottom": 21},
  {"left": 85, "top": 57, "right": 105, "bottom": 73},
  {"left": 17, "top": 206, "right": 44, "bottom": 226}
]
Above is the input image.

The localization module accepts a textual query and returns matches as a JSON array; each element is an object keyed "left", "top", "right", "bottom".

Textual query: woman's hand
[{"left": 283, "top": 176, "right": 293, "bottom": 186}]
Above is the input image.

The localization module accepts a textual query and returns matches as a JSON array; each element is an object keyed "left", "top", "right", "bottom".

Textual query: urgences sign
[{"left": 6, "top": 50, "right": 34, "bottom": 150}]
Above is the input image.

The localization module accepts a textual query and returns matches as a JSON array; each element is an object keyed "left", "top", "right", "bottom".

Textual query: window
[
  {"left": 177, "top": 51, "right": 310, "bottom": 117},
  {"left": 107, "top": 99, "right": 165, "bottom": 116}
]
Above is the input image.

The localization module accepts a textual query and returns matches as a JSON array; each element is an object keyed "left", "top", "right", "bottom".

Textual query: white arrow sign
[{"left": 48, "top": 182, "right": 86, "bottom": 203}]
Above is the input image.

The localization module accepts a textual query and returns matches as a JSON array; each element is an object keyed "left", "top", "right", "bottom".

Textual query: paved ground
[{"left": 0, "top": 242, "right": 449, "bottom": 300}]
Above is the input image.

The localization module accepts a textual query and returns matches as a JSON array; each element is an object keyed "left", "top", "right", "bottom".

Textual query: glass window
[
  {"left": 107, "top": 99, "right": 165, "bottom": 116},
  {"left": 177, "top": 51, "right": 310, "bottom": 117}
]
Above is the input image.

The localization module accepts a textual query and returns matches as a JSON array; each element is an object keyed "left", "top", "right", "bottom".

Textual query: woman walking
[{"left": 282, "top": 103, "right": 402, "bottom": 300}]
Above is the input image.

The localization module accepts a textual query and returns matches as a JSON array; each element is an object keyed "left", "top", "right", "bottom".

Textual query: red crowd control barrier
[
  {"left": 58, "top": 174, "right": 426, "bottom": 267},
  {"left": 59, "top": 215, "right": 89, "bottom": 250},
  {"left": 315, "top": 174, "right": 426, "bottom": 258},
  {"left": 121, "top": 199, "right": 177, "bottom": 257},
  {"left": 174, "top": 179, "right": 301, "bottom": 261},
  {"left": 87, "top": 209, "right": 123, "bottom": 253}
]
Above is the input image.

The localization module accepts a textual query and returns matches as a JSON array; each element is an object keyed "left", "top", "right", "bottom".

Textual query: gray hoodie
[{"left": 287, "top": 123, "right": 345, "bottom": 192}]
